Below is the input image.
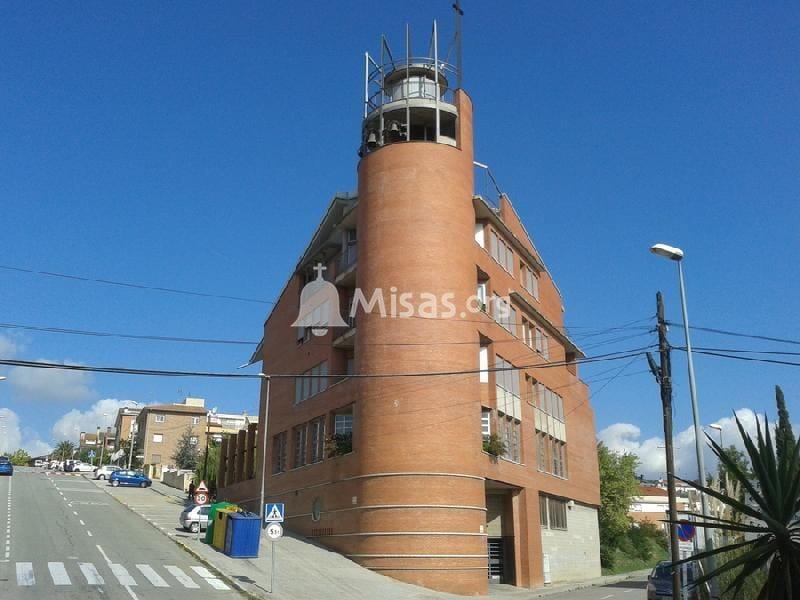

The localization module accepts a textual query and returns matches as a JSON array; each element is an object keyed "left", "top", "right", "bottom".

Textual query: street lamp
[
  {"left": 258, "top": 373, "right": 271, "bottom": 522},
  {"left": 651, "top": 242, "right": 719, "bottom": 599},
  {"left": 97, "top": 412, "right": 110, "bottom": 467}
]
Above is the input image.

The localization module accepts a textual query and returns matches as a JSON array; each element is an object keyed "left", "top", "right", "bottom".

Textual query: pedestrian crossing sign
[{"left": 265, "top": 503, "right": 284, "bottom": 523}]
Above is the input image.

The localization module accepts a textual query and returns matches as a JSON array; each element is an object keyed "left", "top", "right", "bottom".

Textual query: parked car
[
  {"left": 34, "top": 459, "right": 44, "bottom": 467},
  {"left": 179, "top": 504, "right": 211, "bottom": 533},
  {"left": 72, "top": 462, "right": 96, "bottom": 473},
  {"left": 109, "top": 469, "right": 152, "bottom": 488},
  {"left": 93, "top": 465, "right": 120, "bottom": 480},
  {"left": 64, "top": 460, "right": 77, "bottom": 472},
  {"left": 647, "top": 560, "right": 701, "bottom": 600},
  {"left": 0, "top": 456, "right": 13, "bottom": 476}
]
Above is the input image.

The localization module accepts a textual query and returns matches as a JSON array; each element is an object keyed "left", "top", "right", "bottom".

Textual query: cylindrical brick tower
[{"left": 351, "top": 24, "right": 488, "bottom": 595}]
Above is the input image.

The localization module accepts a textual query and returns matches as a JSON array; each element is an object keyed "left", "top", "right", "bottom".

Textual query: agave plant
[{"left": 672, "top": 394, "right": 800, "bottom": 599}]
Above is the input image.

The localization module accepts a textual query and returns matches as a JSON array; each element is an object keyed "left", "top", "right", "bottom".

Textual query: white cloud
[
  {"left": 0, "top": 334, "right": 18, "bottom": 358},
  {"left": 0, "top": 408, "right": 52, "bottom": 456},
  {"left": 598, "top": 408, "right": 766, "bottom": 481},
  {"left": 51, "top": 398, "right": 143, "bottom": 442},
  {"left": 8, "top": 360, "right": 94, "bottom": 403}
]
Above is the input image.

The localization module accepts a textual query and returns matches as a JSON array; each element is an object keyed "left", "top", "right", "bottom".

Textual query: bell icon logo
[{"left": 292, "top": 263, "right": 348, "bottom": 336}]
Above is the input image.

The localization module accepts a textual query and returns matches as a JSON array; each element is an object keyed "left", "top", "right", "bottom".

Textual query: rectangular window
[
  {"left": 189, "top": 436, "right": 198, "bottom": 446},
  {"left": 478, "top": 346, "right": 489, "bottom": 383},
  {"left": 499, "top": 415, "right": 521, "bottom": 463},
  {"left": 334, "top": 410, "right": 353, "bottom": 435},
  {"left": 191, "top": 416, "right": 200, "bottom": 425},
  {"left": 481, "top": 407, "right": 491, "bottom": 439},
  {"left": 474, "top": 222, "right": 485, "bottom": 248},
  {"left": 151, "top": 454, "right": 161, "bottom": 464},
  {"left": 310, "top": 417, "right": 325, "bottom": 463},
  {"left": 495, "top": 355, "right": 521, "bottom": 419},
  {"left": 272, "top": 431, "right": 287, "bottom": 474},
  {"left": 493, "top": 296, "right": 517, "bottom": 335},
  {"left": 522, "top": 264, "right": 539, "bottom": 300},
  {"left": 490, "top": 230, "right": 514, "bottom": 276},
  {"left": 548, "top": 498, "right": 568, "bottom": 530},
  {"left": 295, "top": 361, "right": 329, "bottom": 404},
  {"left": 154, "top": 414, "right": 165, "bottom": 423},
  {"left": 537, "top": 433, "right": 547, "bottom": 471},
  {"left": 540, "top": 496, "right": 549, "bottom": 527},
  {"left": 293, "top": 425, "right": 307, "bottom": 468},
  {"left": 152, "top": 433, "right": 163, "bottom": 443}
]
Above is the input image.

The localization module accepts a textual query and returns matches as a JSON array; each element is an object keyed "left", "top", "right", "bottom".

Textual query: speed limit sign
[
  {"left": 266, "top": 522, "right": 283, "bottom": 540},
  {"left": 194, "top": 492, "right": 208, "bottom": 504}
]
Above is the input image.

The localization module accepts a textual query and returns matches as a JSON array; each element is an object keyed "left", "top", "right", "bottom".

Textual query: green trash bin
[
  {"left": 212, "top": 506, "right": 239, "bottom": 550},
  {"left": 204, "top": 502, "right": 236, "bottom": 544}
]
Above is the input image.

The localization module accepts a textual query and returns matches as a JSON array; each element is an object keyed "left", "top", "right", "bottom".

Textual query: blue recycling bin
[{"left": 224, "top": 512, "right": 261, "bottom": 558}]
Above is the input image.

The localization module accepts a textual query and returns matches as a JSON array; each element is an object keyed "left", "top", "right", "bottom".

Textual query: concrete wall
[
  {"left": 162, "top": 470, "right": 194, "bottom": 492},
  {"left": 540, "top": 504, "right": 601, "bottom": 583}
]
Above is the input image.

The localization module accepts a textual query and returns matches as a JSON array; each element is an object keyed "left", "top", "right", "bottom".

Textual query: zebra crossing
[{"left": 9, "top": 561, "right": 230, "bottom": 590}]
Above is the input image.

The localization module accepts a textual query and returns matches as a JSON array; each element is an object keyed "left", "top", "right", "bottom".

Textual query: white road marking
[
  {"left": 79, "top": 562, "right": 105, "bottom": 585},
  {"left": 48, "top": 561, "right": 72, "bottom": 585},
  {"left": 111, "top": 563, "right": 137, "bottom": 586},
  {"left": 136, "top": 564, "right": 169, "bottom": 587},
  {"left": 165, "top": 565, "right": 200, "bottom": 588},
  {"left": 16, "top": 562, "right": 35, "bottom": 586},
  {"left": 79, "top": 519, "right": 85, "bottom": 526},
  {"left": 73, "top": 511, "right": 79, "bottom": 516},
  {"left": 191, "top": 566, "right": 230, "bottom": 590},
  {"left": 601, "top": 595, "right": 614, "bottom": 599},
  {"left": 87, "top": 530, "right": 93, "bottom": 536}
]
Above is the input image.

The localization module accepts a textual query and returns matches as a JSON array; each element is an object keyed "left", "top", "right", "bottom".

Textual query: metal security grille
[{"left": 487, "top": 538, "right": 504, "bottom": 581}]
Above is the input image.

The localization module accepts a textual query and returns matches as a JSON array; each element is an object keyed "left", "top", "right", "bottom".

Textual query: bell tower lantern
[{"left": 360, "top": 21, "right": 460, "bottom": 155}]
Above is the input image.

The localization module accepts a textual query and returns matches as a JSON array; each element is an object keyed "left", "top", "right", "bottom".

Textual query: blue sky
[{"left": 1, "top": 2, "right": 798, "bottom": 477}]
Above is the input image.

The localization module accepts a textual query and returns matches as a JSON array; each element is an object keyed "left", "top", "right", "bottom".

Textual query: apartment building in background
[
  {"left": 113, "top": 406, "right": 141, "bottom": 449},
  {"left": 219, "top": 21, "right": 601, "bottom": 596},
  {"left": 134, "top": 397, "right": 208, "bottom": 477}
]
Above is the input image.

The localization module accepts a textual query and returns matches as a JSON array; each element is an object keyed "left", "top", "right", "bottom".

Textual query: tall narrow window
[
  {"left": 310, "top": 417, "right": 325, "bottom": 463},
  {"left": 481, "top": 407, "right": 491, "bottom": 440},
  {"left": 272, "top": 432, "right": 287, "bottom": 474},
  {"left": 293, "top": 425, "right": 307, "bottom": 468}
]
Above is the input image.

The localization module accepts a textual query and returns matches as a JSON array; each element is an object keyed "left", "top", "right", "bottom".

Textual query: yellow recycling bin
[{"left": 212, "top": 506, "right": 238, "bottom": 550}]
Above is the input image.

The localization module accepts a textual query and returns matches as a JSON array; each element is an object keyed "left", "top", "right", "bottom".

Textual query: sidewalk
[{"left": 107, "top": 478, "right": 648, "bottom": 600}]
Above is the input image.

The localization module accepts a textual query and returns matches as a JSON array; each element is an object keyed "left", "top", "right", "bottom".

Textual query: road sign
[
  {"left": 194, "top": 491, "right": 209, "bottom": 505},
  {"left": 266, "top": 522, "right": 283, "bottom": 540},
  {"left": 677, "top": 523, "right": 696, "bottom": 542},
  {"left": 265, "top": 503, "right": 285, "bottom": 523},
  {"left": 88, "top": 450, "right": 96, "bottom": 459}
]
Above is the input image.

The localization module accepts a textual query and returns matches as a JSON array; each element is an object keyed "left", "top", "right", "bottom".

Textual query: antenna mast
[{"left": 453, "top": 1, "right": 463, "bottom": 89}]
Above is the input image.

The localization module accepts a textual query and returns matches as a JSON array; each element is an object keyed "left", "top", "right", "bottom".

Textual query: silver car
[
  {"left": 179, "top": 504, "right": 211, "bottom": 533},
  {"left": 93, "top": 465, "right": 120, "bottom": 480}
]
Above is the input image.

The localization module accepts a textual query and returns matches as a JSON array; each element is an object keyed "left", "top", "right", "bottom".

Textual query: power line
[
  {"left": 0, "top": 322, "right": 258, "bottom": 346},
  {"left": 0, "top": 263, "right": 273, "bottom": 305},
  {"left": 669, "top": 322, "right": 800, "bottom": 347},
  {"left": 0, "top": 348, "right": 648, "bottom": 380},
  {"left": 675, "top": 348, "right": 800, "bottom": 368}
]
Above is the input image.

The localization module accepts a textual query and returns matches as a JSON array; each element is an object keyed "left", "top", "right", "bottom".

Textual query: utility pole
[{"left": 647, "top": 291, "right": 682, "bottom": 600}]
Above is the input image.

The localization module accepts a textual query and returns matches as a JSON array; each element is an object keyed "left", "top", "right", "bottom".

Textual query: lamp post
[
  {"left": 651, "top": 243, "right": 719, "bottom": 599},
  {"left": 258, "top": 374, "right": 271, "bottom": 521},
  {"left": 97, "top": 412, "right": 109, "bottom": 467},
  {"left": 203, "top": 408, "right": 218, "bottom": 482}
]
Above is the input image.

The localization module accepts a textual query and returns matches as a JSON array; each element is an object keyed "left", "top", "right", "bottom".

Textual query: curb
[{"left": 92, "top": 476, "right": 262, "bottom": 599}]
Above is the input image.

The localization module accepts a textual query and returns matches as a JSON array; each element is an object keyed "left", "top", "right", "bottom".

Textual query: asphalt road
[
  {"left": 0, "top": 467, "right": 242, "bottom": 599},
  {"left": 532, "top": 576, "right": 648, "bottom": 600}
]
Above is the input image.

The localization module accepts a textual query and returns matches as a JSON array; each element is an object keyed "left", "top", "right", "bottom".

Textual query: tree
[
  {"left": 196, "top": 440, "right": 220, "bottom": 487},
  {"left": 8, "top": 449, "right": 31, "bottom": 466},
  {"left": 775, "top": 385, "right": 795, "bottom": 468},
  {"left": 172, "top": 427, "right": 199, "bottom": 470},
  {"left": 672, "top": 388, "right": 800, "bottom": 599},
  {"left": 54, "top": 440, "right": 75, "bottom": 462},
  {"left": 597, "top": 442, "right": 640, "bottom": 567},
  {"left": 717, "top": 445, "right": 751, "bottom": 499}
]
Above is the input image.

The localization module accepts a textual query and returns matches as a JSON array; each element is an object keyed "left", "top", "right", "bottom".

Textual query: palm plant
[
  {"left": 54, "top": 440, "right": 75, "bottom": 462},
  {"left": 672, "top": 391, "right": 800, "bottom": 599}
]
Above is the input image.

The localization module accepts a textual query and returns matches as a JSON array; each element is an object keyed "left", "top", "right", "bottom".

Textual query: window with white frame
[
  {"left": 540, "top": 495, "right": 568, "bottom": 530},
  {"left": 154, "top": 414, "right": 165, "bottom": 423},
  {"left": 522, "top": 263, "right": 539, "bottom": 300},
  {"left": 481, "top": 407, "right": 491, "bottom": 440},
  {"left": 189, "top": 436, "right": 198, "bottom": 446},
  {"left": 494, "top": 355, "right": 521, "bottom": 418},
  {"left": 489, "top": 230, "right": 514, "bottom": 275},
  {"left": 492, "top": 295, "right": 517, "bottom": 336},
  {"left": 534, "top": 326, "right": 549, "bottom": 359},
  {"left": 536, "top": 383, "right": 564, "bottom": 421},
  {"left": 500, "top": 414, "right": 521, "bottom": 463},
  {"left": 334, "top": 409, "right": 353, "bottom": 435},
  {"left": 522, "top": 318, "right": 534, "bottom": 349},
  {"left": 293, "top": 424, "right": 307, "bottom": 468},
  {"left": 295, "top": 361, "right": 329, "bottom": 404},
  {"left": 479, "top": 346, "right": 489, "bottom": 383},
  {"left": 152, "top": 433, "right": 163, "bottom": 443},
  {"left": 310, "top": 417, "right": 325, "bottom": 463},
  {"left": 191, "top": 416, "right": 200, "bottom": 425}
]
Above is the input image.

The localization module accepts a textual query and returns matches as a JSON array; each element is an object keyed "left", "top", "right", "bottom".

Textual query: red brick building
[{"left": 219, "top": 22, "right": 600, "bottom": 595}]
